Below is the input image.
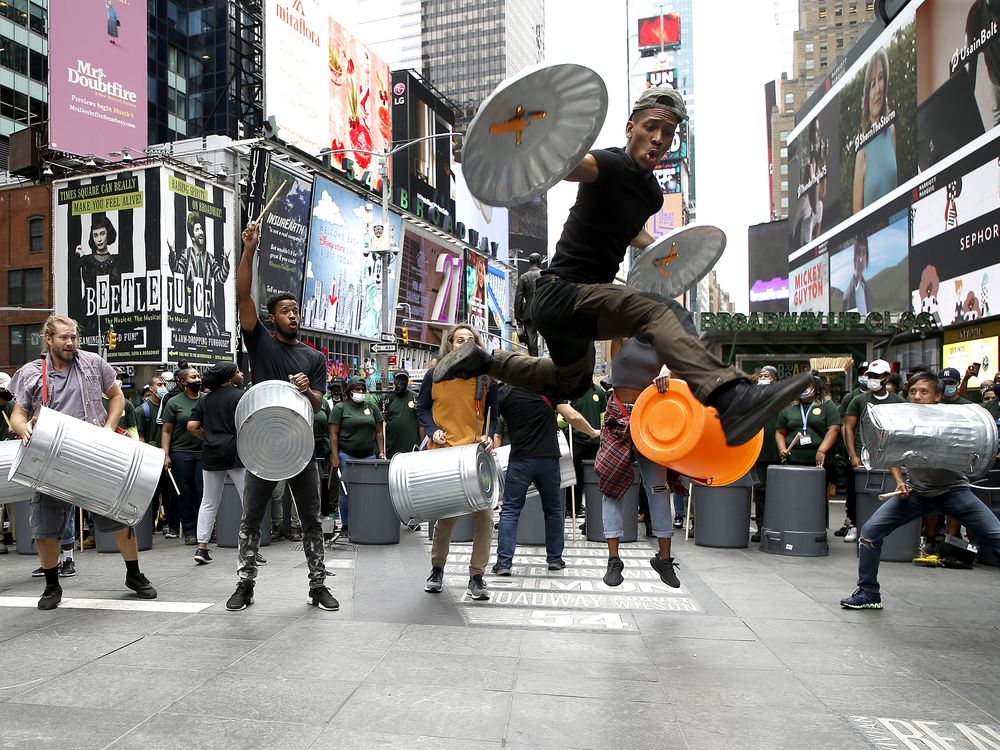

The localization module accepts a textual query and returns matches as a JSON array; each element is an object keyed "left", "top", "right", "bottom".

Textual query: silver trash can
[
  {"left": 582, "top": 460, "right": 638, "bottom": 543},
  {"left": 345, "top": 459, "right": 399, "bottom": 545},
  {"left": 216, "top": 480, "right": 271, "bottom": 549},
  {"left": 760, "top": 465, "right": 829, "bottom": 557},
  {"left": 14, "top": 499, "right": 35, "bottom": 555},
  {"left": 96, "top": 502, "right": 154, "bottom": 552},
  {"left": 854, "top": 469, "right": 920, "bottom": 563},
  {"left": 694, "top": 472, "right": 754, "bottom": 549}
]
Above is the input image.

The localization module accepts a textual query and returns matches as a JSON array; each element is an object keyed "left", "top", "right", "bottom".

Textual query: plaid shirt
[{"left": 594, "top": 395, "right": 635, "bottom": 502}]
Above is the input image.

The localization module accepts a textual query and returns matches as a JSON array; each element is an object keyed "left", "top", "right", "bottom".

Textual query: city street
[{"left": 2, "top": 502, "right": 1000, "bottom": 749}]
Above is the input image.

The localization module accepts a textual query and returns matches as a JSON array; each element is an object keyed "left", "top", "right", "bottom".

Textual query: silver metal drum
[
  {"left": 861, "top": 403, "right": 999, "bottom": 478},
  {"left": 494, "top": 431, "right": 575, "bottom": 499},
  {"left": 0, "top": 440, "right": 35, "bottom": 504},
  {"left": 462, "top": 62, "right": 608, "bottom": 207},
  {"left": 7, "top": 407, "right": 164, "bottom": 527},
  {"left": 236, "top": 380, "right": 313, "bottom": 481},
  {"left": 388, "top": 443, "right": 499, "bottom": 524}
]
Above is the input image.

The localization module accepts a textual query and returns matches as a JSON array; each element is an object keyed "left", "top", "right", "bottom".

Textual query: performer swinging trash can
[
  {"left": 854, "top": 469, "right": 920, "bottom": 562},
  {"left": 759, "top": 465, "right": 829, "bottom": 557},
  {"left": 345, "top": 459, "right": 399, "bottom": 545},
  {"left": 694, "top": 472, "right": 754, "bottom": 548}
]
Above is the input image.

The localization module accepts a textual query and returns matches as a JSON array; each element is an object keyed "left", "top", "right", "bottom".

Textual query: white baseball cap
[
  {"left": 866, "top": 359, "right": 891, "bottom": 376},
  {"left": 0, "top": 372, "right": 11, "bottom": 390}
]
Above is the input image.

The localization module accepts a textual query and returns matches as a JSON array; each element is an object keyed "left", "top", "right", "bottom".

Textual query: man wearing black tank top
[{"left": 435, "top": 86, "right": 811, "bottom": 446}]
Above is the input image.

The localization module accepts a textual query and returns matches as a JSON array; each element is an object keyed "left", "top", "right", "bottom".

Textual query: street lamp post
[{"left": 323, "top": 132, "right": 461, "bottom": 384}]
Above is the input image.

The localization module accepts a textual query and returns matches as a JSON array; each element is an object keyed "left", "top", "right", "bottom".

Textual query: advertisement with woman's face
[{"left": 839, "top": 21, "right": 918, "bottom": 216}]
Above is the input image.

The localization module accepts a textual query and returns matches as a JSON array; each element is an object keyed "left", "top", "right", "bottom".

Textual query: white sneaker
[{"left": 844, "top": 526, "right": 859, "bottom": 543}]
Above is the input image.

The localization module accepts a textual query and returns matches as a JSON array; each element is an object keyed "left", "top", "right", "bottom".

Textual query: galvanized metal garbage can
[
  {"left": 694, "top": 472, "right": 754, "bottom": 549},
  {"left": 583, "top": 460, "right": 638, "bottom": 543},
  {"left": 346, "top": 459, "right": 399, "bottom": 545},
  {"left": 854, "top": 469, "right": 920, "bottom": 563},
  {"left": 760, "top": 465, "right": 829, "bottom": 557},
  {"left": 96, "top": 502, "right": 154, "bottom": 552},
  {"left": 216, "top": 480, "right": 271, "bottom": 549},
  {"left": 14, "top": 497, "right": 34, "bottom": 555}
]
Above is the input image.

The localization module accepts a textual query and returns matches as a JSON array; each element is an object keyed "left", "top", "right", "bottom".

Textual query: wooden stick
[
  {"left": 568, "top": 427, "right": 577, "bottom": 543},
  {"left": 685, "top": 485, "right": 692, "bottom": 542},
  {"left": 165, "top": 467, "right": 180, "bottom": 496},
  {"left": 1, "top": 410, "right": 11, "bottom": 430},
  {"left": 878, "top": 490, "right": 906, "bottom": 501},
  {"left": 253, "top": 180, "right": 288, "bottom": 224}
]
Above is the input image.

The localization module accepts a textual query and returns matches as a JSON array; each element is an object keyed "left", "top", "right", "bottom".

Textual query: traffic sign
[
  {"left": 371, "top": 343, "right": 398, "bottom": 354},
  {"left": 388, "top": 355, "right": 398, "bottom": 367},
  {"left": 380, "top": 332, "right": 396, "bottom": 343}
]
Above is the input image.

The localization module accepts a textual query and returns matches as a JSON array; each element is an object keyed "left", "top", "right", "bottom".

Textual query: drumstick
[
  {"left": 568, "top": 427, "right": 577, "bottom": 543},
  {"left": 878, "top": 490, "right": 906, "bottom": 500},
  {"left": 780, "top": 433, "right": 801, "bottom": 463},
  {"left": 335, "top": 465, "right": 348, "bottom": 497},
  {"left": 165, "top": 467, "right": 181, "bottom": 496},
  {"left": 251, "top": 180, "right": 288, "bottom": 225},
  {"left": 1, "top": 410, "right": 11, "bottom": 430}
]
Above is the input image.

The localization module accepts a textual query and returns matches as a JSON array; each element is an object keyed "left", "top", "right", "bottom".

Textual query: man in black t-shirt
[
  {"left": 435, "top": 86, "right": 811, "bottom": 447},
  {"left": 229, "top": 221, "right": 337, "bottom": 613},
  {"left": 491, "top": 386, "right": 598, "bottom": 574}
]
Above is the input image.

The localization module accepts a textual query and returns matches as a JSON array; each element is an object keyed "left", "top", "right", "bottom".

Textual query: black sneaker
[
  {"left": 38, "top": 583, "right": 62, "bottom": 610},
  {"left": 309, "top": 586, "right": 340, "bottom": 611},
  {"left": 750, "top": 530, "right": 762, "bottom": 543},
  {"left": 715, "top": 372, "right": 815, "bottom": 446},
  {"left": 491, "top": 563, "right": 512, "bottom": 576},
  {"left": 164, "top": 529, "right": 179, "bottom": 539},
  {"left": 833, "top": 521, "right": 851, "bottom": 537},
  {"left": 425, "top": 567, "right": 444, "bottom": 593},
  {"left": 31, "top": 565, "right": 48, "bottom": 578},
  {"left": 547, "top": 558, "right": 566, "bottom": 570},
  {"left": 603, "top": 557, "right": 625, "bottom": 587},
  {"left": 226, "top": 581, "right": 254, "bottom": 611},
  {"left": 59, "top": 559, "right": 77, "bottom": 577},
  {"left": 840, "top": 588, "right": 883, "bottom": 609},
  {"left": 194, "top": 549, "right": 212, "bottom": 565},
  {"left": 125, "top": 572, "right": 158, "bottom": 599},
  {"left": 467, "top": 574, "right": 490, "bottom": 601},
  {"left": 255, "top": 552, "right": 268, "bottom": 566},
  {"left": 184, "top": 535, "right": 198, "bottom": 546},
  {"left": 287, "top": 528, "right": 303, "bottom": 542},
  {"left": 432, "top": 340, "right": 492, "bottom": 382},
  {"left": 650, "top": 554, "right": 680, "bottom": 588},
  {"left": 271, "top": 527, "right": 286, "bottom": 542},
  {"left": 673, "top": 514, "right": 685, "bottom": 529}
]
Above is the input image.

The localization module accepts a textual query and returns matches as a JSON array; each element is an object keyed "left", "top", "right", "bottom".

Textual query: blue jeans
[
  {"left": 603, "top": 453, "right": 674, "bottom": 539},
  {"left": 170, "top": 451, "right": 203, "bottom": 538},
  {"left": 60, "top": 506, "right": 75, "bottom": 546},
  {"left": 497, "top": 456, "right": 564, "bottom": 566},
  {"left": 858, "top": 486, "right": 1000, "bottom": 593},
  {"left": 337, "top": 451, "right": 375, "bottom": 527}
]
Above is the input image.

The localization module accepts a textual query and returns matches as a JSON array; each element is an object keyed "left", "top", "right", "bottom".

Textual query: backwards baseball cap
[
  {"left": 759, "top": 365, "right": 779, "bottom": 379},
  {"left": 0, "top": 372, "right": 11, "bottom": 390},
  {"left": 632, "top": 86, "right": 688, "bottom": 121},
  {"left": 938, "top": 367, "right": 962, "bottom": 382},
  {"left": 866, "top": 359, "right": 891, "bottom": 376}
]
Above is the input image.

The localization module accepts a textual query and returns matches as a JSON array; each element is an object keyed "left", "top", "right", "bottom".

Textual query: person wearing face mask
[
  {"left": 161, "top": 367, "right": 205, "bottom": 545},
  {"left": 328, "top": 376, "right": 385, "bottom": 536},
  {"left": 938, "top": 368, "right": 972, "bottom": 405},
  {"left": 839, "top": 361, "right": 870, "bottom": 417},
  {"left": 842, "top": 359, "right": 904, "bottom": 543},
  {"left": 382, "top": 371, "right": 422, "bottom": 459},
  {"left": 985, "top": 383, "right": 1000, "bottom": 421},
  {"left": 775, "top": 375, "right": 842, "bottom": 486},
  {"left": 138, "top": 376, "right": 178, "bottom": 537},
  {"left": 750, "top": 366, "right": 783, "bottom": 543}
]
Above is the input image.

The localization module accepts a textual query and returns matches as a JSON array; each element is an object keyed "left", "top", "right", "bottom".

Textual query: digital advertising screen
[{"left": 637, "top": 14, "right": 681, "bottom": 51}]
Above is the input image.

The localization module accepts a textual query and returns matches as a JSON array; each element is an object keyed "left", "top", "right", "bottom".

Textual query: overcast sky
[{"left": 545, "top": 1, "right": 796, "bottom": 312}]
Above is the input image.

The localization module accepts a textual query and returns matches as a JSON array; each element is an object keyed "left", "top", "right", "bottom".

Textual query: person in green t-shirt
[
  {"left": 751, "top": 366, "right": 788, "bottom": 542},
  {"left": 842, "top": 359, "right": 904, "bottom": 542},
  {"left": 939, "top": 367, "right": 973, "bottom": 405},
  {"left": 328, "top": 376, "right": 385, "bottom": 534},
  {"left": 566, "top": 381, "right": 606, "bottom": 517},
  {"left": 776, "top": 376, "right": 842, "bottom": 502},
  {"left": 382, "top": 371, "right": 422, "bottom": 459},
  {"left": 161, "top": 368, "right": 204, "bottom": 545},
  {"left": 102, "top": 389, "right": 138, "bottom": 439}
]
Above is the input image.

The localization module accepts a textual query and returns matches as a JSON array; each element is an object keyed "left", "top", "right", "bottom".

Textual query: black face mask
[
  {"left": 394, "top": 380, "right": 408, "bottom": 393},
  {"left": 186, "top": 381, "right": 203, "bottom": 394},
  {"left": 329, "top": 390, "right": 342, "bottom": 403}
]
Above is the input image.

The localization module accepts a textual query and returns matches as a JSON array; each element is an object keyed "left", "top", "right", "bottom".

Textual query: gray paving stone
[
  {"left": 0, "top": 657, "right": 86, "bottom": 703},
  {"left": 107, "top": 712, "right": 323, "bottom": 749},
  {"left": 395, "top": 623, "right": 524, "bottom": 657},
  {"left": 659, "top": 666, "right": 827, "bottom": 711},
  {"left": 10, "top": 663, "right": 205, "bottom": 714},
  {"left": 514, "top": 668, "right": 667, "bottom": 703},
  {"left": 677, "top": 705, "right": 864, "bottom": 750},
  {"left": 767, "top": 640, "right": 932, "bottom": 678},
  {"left": 505, "top": 692, "right": 681, "bottom": 749},
  {"left": 97, "top": 634, "right": 263, "bottom": 671},
  {"left": 276, "top": 619, "right": 405, "bottom": 650},
  {"left": 331, "top": 682, "right": 510, "bottom": 743},
  {"left": 0, "top": 702, "right": 147, "bottom": 749},
  {"left": 369, "top": 648, "right": 517, "bottom": 690},
  {"left": 309, "top": 730, "right": 501, "bottom": 749},
  {"left": 632, "top": 612, "right": 758, "bottom": 641},
  {"left": 647, "top": 636, "right": 787, "bottom": 671},
  {"left": 229, "top": 642, "right": 386, "bottom": 679},
  {"left": 154, "top": 612, "right": 298, "bottom": 640},
  {"left": 519, "top": 630, "right": 651, "bottom": 663}
]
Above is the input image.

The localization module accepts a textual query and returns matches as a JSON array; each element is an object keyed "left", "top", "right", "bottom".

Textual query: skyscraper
[{"left": 767, "top": 0, "right": 877, "bottom": 219}]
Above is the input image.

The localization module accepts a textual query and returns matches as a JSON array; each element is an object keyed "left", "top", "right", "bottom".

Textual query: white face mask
[
  {"left": 350, "top": 391, "right": 365, "bottom": 404},
  {"left": 800, "top": 388, "right": 815, "bottom": 400},
  {"left": 867, "top": 377, "right": 885, "bottom": 391},
  {"left": 155, "top": 387, "right": 168, "bottom": 399},
  {"left": 858, "top": 375, "right": 869, "bottom": 388},
  {"left": 757, "top": 378, "right": 772, "bottom": 386}
]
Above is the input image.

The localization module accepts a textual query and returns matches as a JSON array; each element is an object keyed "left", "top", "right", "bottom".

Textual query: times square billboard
[
  {"left": 264, "top": 2, "right": 391, "bottom": 191},
  {"left": 781, "top": 0, "right": 1000, "bottom": 327}
]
